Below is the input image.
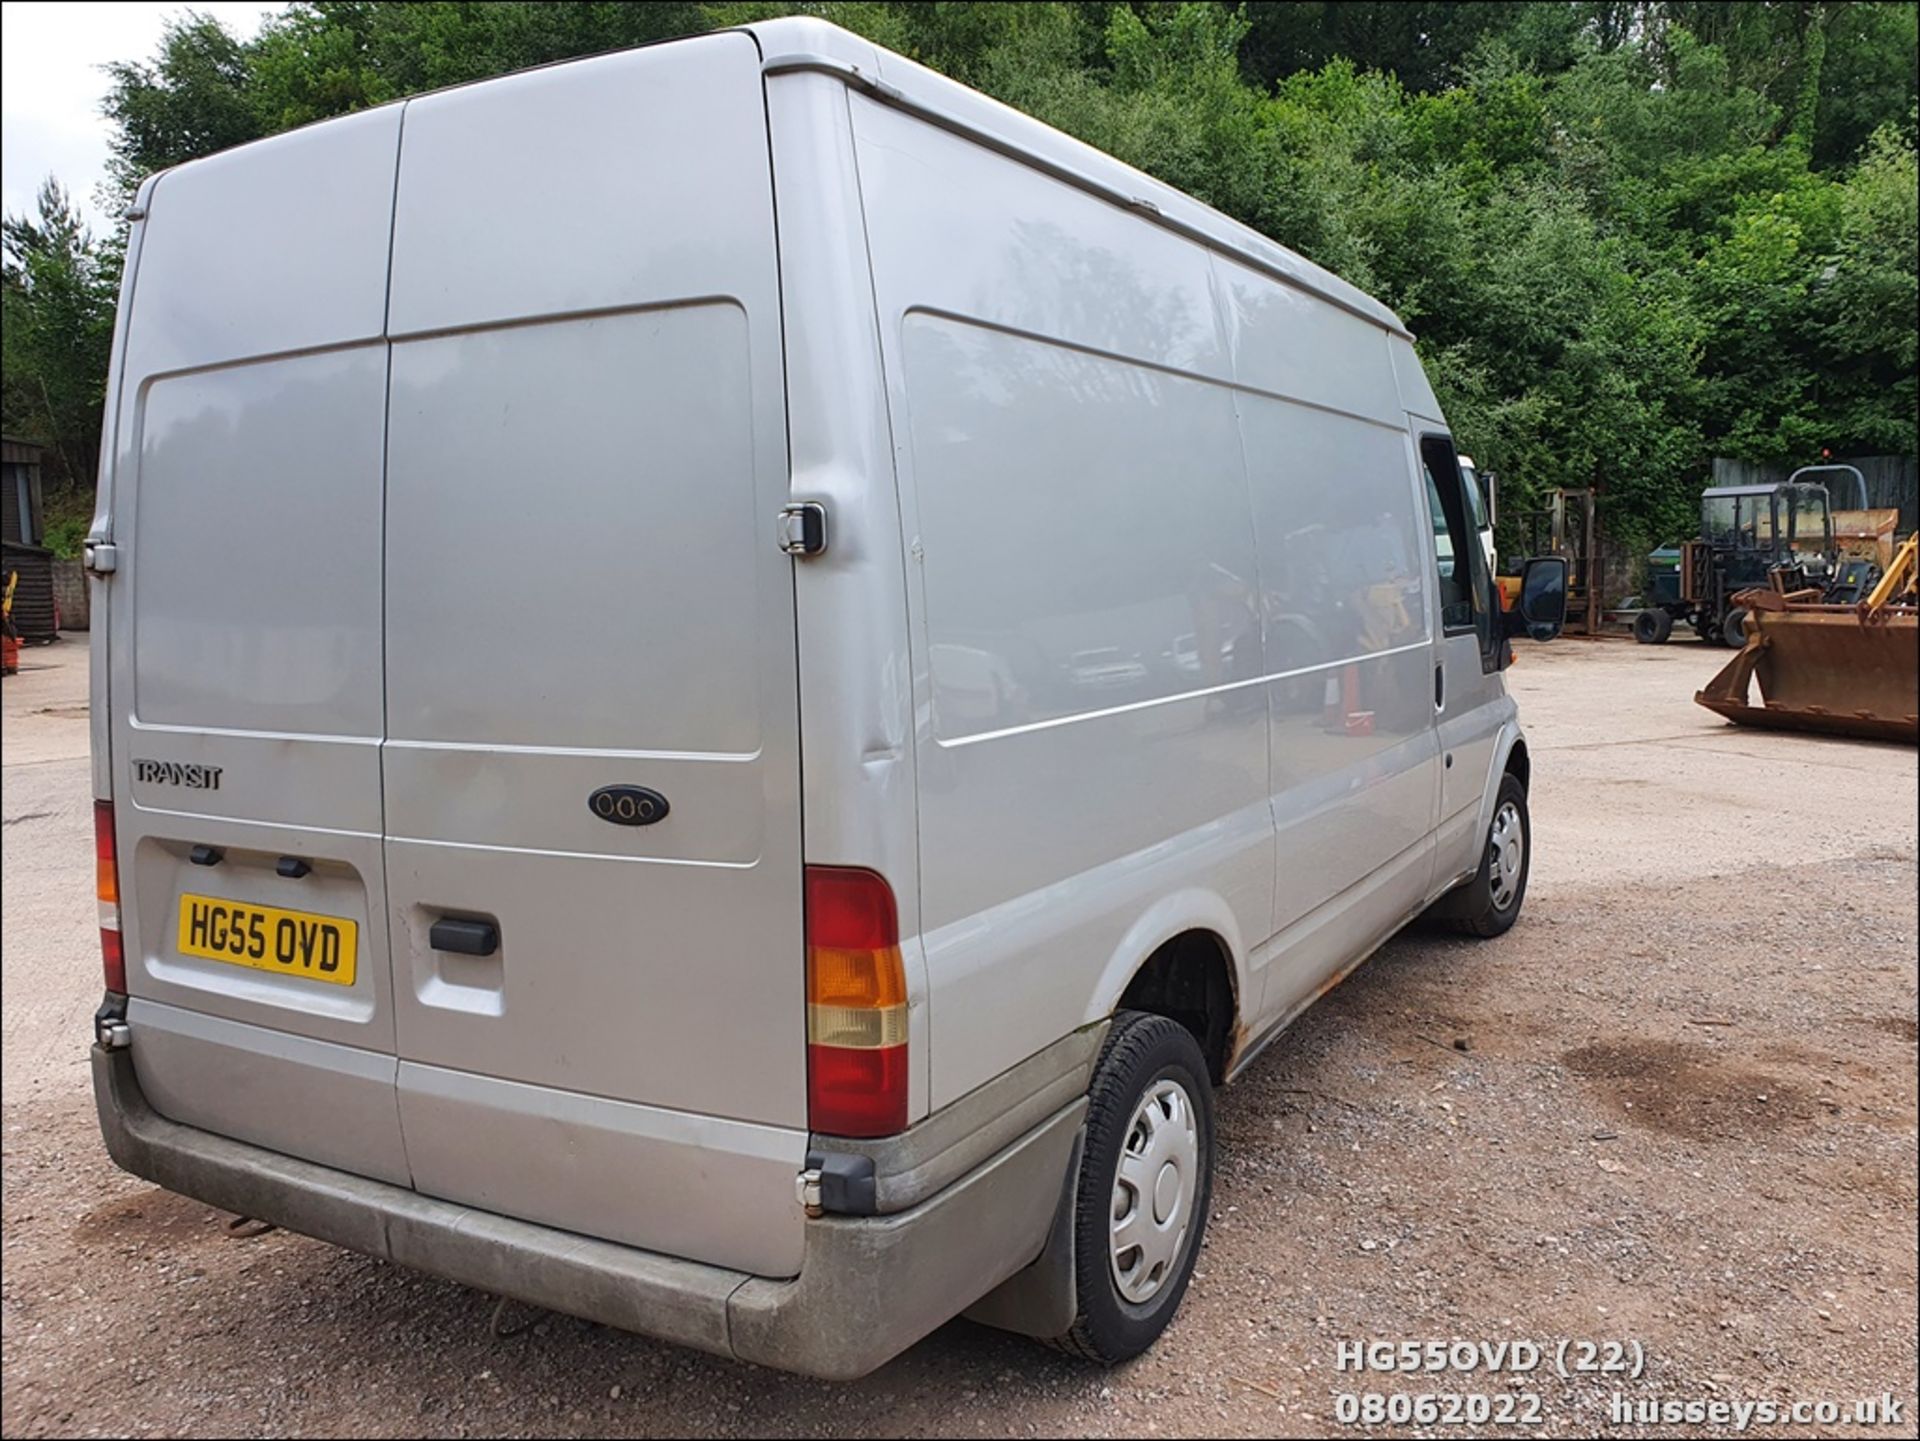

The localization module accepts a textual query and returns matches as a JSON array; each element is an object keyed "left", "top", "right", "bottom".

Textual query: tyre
[
  {"left": 1443, "top": 771, "right": 1530, "bottom": 939},
  {"left": 1047, "top": 1011, "right": 1214, "bottom": 1365},
  {"left": 1721, "top": 607, "right": 1748, "bottom": 647},
  {"left": 1633, "top": 608, "right": 1673, "bottom": 645}
]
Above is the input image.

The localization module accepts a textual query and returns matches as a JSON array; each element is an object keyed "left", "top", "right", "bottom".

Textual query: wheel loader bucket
[{"left": 1695, "top": 602, "right": 1919, "bottom": 745}]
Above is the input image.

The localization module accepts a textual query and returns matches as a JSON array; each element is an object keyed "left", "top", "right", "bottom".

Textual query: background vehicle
[
  {"left": 1637, "top": 466, "right": 1866, "bottom": 646},
  {"left": 85, "top": 18, "right": 1567, "bottom": 1379},
  {"left": 1457, "top": 454, "right": 1497, "bottom": 575}
]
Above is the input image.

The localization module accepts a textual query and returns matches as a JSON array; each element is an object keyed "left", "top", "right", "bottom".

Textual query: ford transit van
[{"left": 87, "top": 18, "right": 1568, "bottom": 1377}]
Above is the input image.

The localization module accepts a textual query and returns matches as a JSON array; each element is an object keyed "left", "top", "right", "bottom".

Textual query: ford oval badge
[{"left": 588, "top": 785, "right": 670, "bottom": 827}]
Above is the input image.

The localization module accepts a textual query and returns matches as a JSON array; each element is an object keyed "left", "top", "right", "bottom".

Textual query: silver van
[{"left": 86, "top": 18, "right": 1567, "bottom": 1377}]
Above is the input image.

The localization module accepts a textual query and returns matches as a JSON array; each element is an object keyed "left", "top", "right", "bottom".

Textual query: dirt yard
[{"left": 3, "top": 635, "right": 1915, "bottom": 1438}]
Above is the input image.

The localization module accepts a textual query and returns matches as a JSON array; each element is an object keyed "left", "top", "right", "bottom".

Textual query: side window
[
  {"left": 1422, "top": 440, "right": 1475, "bottom": 631},
  {"left": 1422, "top": 432, "right": 1498, "bottom": 666}
]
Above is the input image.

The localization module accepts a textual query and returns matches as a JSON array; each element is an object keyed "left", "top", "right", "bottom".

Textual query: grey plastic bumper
[{"left": 92, "top": 1045, "right": 1084, "bottom": 1379}]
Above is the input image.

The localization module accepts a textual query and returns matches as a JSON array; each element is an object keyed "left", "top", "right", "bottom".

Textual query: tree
[
  {"left": 249, "top": 2, "right": 713, "bottom": 132},
  {"left": 1239, "top": 2, "right": 1548, "bottom": 93},
  {"left": 1815, "top": 122, "right": 1920, "bottom": 454},
  {"left": 1658, "top": 1, "right": 1918, "bottom": 168},
  {"left": 102, "top": 14, "right": 263, "bottom": 206},
  {"left": 9, "top": 0, "right": 1907, "bottom": 571},
  {"left": 1, "top": 180, "right": 118, "bottom": 491}
]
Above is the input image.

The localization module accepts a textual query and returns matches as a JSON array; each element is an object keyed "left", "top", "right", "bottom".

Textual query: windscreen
[{"left": 1703, "top": 495, "right": 1738, "bottom": 543}]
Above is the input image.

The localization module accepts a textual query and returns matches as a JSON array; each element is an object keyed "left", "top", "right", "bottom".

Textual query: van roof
[{"left": 748, "top": 18, "right": 1412, "bottom": 339}]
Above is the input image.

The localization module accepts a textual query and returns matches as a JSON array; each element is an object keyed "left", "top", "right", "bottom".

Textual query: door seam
[{"left": 378, "top": 98, "right": 416, "bottom": 1190}]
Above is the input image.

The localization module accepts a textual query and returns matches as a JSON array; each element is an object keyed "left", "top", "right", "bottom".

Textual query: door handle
[
  {"left": 1434, "top": 663, "right": 1445, "bottom": 710},
  {"left": 429, "top": 917, "right": 498, "bottom": 956}
]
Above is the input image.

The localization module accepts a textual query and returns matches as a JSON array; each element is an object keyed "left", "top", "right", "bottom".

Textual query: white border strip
[{"left": 939, "top": 639, "right": 1432, "bottom": 749}]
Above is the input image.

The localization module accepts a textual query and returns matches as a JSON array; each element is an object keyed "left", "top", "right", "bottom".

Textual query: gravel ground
[{"left": 3, "top": 635, "right": 1915, "bottom": 1438}]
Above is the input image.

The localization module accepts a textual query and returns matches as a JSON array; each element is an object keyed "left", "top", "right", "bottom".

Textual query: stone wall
[{"left": 51, "top": 557, "right": 89, "bottom": 631}]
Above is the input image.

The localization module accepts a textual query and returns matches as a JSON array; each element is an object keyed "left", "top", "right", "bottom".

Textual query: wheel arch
[
  {"left": 1505, "top": 734, "right": 1530, "bottom": 791},
  {"left": 1465, "top": 721, "right": 1530, "bottom": 870},
  {"left": 1087, "top": 895, "right": 1247, "bottom": 1084}
]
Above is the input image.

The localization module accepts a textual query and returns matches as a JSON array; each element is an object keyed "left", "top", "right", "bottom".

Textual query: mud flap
[{"left": 962, "top": 1129, "right": 1084, "bottom": 1339}]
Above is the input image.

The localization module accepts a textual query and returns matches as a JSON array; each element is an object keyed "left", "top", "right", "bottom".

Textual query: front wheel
[
  {"left": 1046, "top": 1011, "right": 1214, "bottom": 1365},
  {"left": 1442, "top": 772, "right": 1531, "bottom": 938},
  {"left": 1721, "top": 607, "right": 1749, "bottom": 647}
]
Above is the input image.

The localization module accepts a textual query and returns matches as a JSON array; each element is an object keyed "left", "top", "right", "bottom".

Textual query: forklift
[
  {"left": 1635, "top": 466, "right": 1870, "bottom": 646},
  {"left": 1502, "top": 486, "right": 1603, "bottom": 635}
]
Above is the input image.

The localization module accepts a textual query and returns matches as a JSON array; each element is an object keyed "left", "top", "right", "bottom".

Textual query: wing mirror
[{"left": 1503, "top": 556, "right": 1568, "bottom": 641}]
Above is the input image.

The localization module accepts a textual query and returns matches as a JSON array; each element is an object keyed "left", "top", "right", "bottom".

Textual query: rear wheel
[
  {"left": 1721, "top": 607, "right": 1749, "bottom": 647},
  {"left": 1633, "top": 608, "right": 1673, "bottom": 645},
  {"left": 1047, "top": 1011, "right": 1213, "bottom": 1365}
]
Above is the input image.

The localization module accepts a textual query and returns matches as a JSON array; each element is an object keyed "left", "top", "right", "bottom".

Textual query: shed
[
  {"left": 2, "top": 541, "right": 58, "bottom": 641},
  {"left": 2, "top": 436, "right": 46, "bottom": 546},
  {"left": 3, "top": 436, "right": 59, "bottom": 643}
]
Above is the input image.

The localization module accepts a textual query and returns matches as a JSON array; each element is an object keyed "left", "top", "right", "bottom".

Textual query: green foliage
[
  {"left": 7, "top": 0, "right": 1912, "bottom": 547},
  {"left": 1, "top": 180, "right": 119, "bottom": 492},
  {"left": 41, "top": 514, "right": 93, "bottom": 564},
  {"left": 1664, "top": 0, "right": 1919, "bottom": 168},
  {"left": 1816, "top": 121, "right": 1920, "bottom": 453},
  {"left": 247, "top": 2, "right": 713, "bottom": 131},
  {"left": 102, "top": 15, "right": 264, "bottom": 198}
]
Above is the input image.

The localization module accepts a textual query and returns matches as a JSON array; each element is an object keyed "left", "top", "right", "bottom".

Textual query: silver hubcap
[
  {"left": 1109, "top": 1078, "right": 1199, "bottom": 1304},
  {"left": 1489, "top": 800, "right": 1524, "bottom": 911}
]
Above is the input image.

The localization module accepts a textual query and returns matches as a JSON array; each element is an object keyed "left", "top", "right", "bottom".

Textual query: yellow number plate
[{"left": 176, "top": 893, "right": 357, "bottom": 986}]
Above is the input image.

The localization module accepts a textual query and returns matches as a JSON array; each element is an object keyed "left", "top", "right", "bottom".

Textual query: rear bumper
[{"left": 92, "top": 1044, "right": 1084, "bottom": 1378}]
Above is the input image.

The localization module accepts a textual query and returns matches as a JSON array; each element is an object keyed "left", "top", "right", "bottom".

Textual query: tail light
[
  {"left": 805, "top": 866, "right": 907, "bottom": 1137},
  {"left": 94, "top": 800, "right": 125, "bottom": 994}
]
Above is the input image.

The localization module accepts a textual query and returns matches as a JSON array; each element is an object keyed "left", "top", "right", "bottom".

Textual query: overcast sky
[{"left": 2, "top": 0, "right": 280, "bottom": 236}]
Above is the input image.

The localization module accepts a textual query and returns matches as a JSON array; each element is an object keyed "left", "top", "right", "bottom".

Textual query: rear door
[
  {"left": 107, "top": 110, "right": 410, "bottom": 1183},
  {"left": 380, "top": 34, "right": 810, "bottom": 1277}
]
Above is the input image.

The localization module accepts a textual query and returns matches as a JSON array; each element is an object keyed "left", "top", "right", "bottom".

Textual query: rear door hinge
[
  {"left": 798, "top": 1151, "right": 877, "bottom": 1216},
  {"left": 84, "top": 541, "right": 119, "bottom": 575},
  {"left": 777, "top": 502, "right": 828, "bottom": 557}
]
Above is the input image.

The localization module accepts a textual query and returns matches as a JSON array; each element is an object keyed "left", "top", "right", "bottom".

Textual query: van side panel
[
  {"left": 105, "top": 108, "right": 409, "bottom": 1175},
  {"left": 1232, "top": 396, "right": 1438, "bottom": 979},
  {"left": 380, "top": 34, "right": 807, "bottom": 1277},
  {"left": 1388, "top": 335, "right": 1444, "bottom": 421},
  {"left": 848, "top": 95, "right": 1275, "bottom": 1110},
  {"left": 1217, "top": 262, "right": 1440, "bottom": 1018},
  {"left": 1211, "top": 256, "right": 1403, "bottom": 423}
]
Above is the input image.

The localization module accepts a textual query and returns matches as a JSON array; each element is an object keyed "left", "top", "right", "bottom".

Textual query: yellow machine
[
  {"left": 1695, "top": 534, "right": 1919, "bottom": 744},
  {"left": 2, "top": 570, "right": 19, "bottom": 677}
]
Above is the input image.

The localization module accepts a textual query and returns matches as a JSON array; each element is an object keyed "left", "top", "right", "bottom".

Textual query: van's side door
[
  {"left": 1236, "top": 390, "right": 1442, "bottom": 1032},
  {"left": 1416, "top": 428, "right": 1512, "bottom": 882}
]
